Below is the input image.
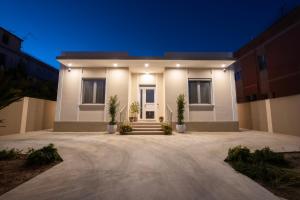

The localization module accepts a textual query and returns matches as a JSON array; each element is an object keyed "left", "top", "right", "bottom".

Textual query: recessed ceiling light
[
  {"left": 113, "top": 63, "right": 118, "bottom": 67},
  {"left": 221, "top": 64, "right": 226, "bottom": 68},
  {"left": 144, "top": 63, "right": 149, "bottom": 67},
  {"left": 176, "top": 64, "right": 180, "bottom": 67}
]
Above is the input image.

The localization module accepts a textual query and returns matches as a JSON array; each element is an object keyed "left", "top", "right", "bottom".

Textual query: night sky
[{"left": 1, "top": 0, "right": 299, "bottom": 69}]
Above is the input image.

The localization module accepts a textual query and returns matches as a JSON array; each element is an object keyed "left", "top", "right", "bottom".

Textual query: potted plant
[
  {"left": 159, "top": 116, "right": 164, "bottom": 123},
  {"left": 107, "top": 95, "right": 119, "bottom": 133},
  {"left": 176, "top": 94, "right": 186, "bottom": 133},
  {"left": 129, "top": 101, "right": 139, "bottom": 122}
]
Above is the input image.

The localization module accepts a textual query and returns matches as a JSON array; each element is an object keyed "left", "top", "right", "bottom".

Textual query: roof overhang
[{"left": 57, "top": 52, "right": 235, "bottom": 73}]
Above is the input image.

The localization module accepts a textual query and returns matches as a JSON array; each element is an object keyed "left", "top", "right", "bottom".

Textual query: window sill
[
  {"left": 79, "top": 104, "right": 105, "bottom": 111},
  {"left": 189, "top": 104, "right": 214, "bottom": 107},
  {"left": 189, "top": 104, "right": 214, "bottom": 111}
]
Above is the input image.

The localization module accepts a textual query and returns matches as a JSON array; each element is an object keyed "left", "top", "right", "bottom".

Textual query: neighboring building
[
  {"left": 234, "top": 6, "right": 300, "bottom": 136},
  {"left": 0, "top": 27, "right": 58, "bottom": 82},
  {"left": 234, "top": 6, "right": 300, "bottom": 103},
  {"left": 54, "top": 52, "right": 238, "bottom": 132}
]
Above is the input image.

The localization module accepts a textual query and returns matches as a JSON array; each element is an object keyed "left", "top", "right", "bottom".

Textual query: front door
[{"left": 139, "top": 85, "right": 156, "bottom": 120}]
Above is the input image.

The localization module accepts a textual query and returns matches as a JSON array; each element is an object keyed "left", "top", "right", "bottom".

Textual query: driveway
[{"left": 0, "top": 130, "right": 300, "bottom": 200}]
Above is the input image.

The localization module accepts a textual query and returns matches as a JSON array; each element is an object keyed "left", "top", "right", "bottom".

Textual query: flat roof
[{"left": 57, "top": 51, "right": 233, "bottom": 61}]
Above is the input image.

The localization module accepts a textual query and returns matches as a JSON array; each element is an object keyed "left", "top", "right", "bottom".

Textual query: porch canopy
[{"left": 57, "top": 52, "right": 235, "bottom": 73}]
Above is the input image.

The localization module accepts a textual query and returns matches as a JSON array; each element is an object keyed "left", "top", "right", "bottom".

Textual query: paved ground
[{"left": 0, "top": 130, "right": 300, "bottom": 200}]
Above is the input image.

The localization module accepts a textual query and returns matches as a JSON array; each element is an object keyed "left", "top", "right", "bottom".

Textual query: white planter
[
  {"left": 107, "top": 124, "right": 117, "bottom": 134},
  {"left": 176, "top": 124, "right": 186, "bottom": 133}
]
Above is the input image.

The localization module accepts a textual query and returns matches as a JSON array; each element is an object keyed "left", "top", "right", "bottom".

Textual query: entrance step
[
  {"left": 125, "top": 122, "right": 164, "bottom": 135},
  {"left": 126, "top": 130, "right": 164, "bottom": 135}
]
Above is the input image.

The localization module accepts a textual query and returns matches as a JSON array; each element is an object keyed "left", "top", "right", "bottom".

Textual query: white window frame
[
  {"left": 188, "top": 78, "right": 212, "bottom": 105},
  {"left": 81, "top": 78, "right": 106, "bottom": 105}
]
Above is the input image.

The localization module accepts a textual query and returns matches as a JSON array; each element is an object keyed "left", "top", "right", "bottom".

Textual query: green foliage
[
  {"left": 225, "top": 145, "right": 251, "bottom": 162},
  {"left": 26, "top": 144, "right": 62, "bottom": 166},
  {"left": 252, "top": 147, "right": 288, "bottom": 167},
  {"left": 225, "top": 146, "right": 299, "bottom": 186},
  {"left": 176, "top": 94, "right": 185, "bottom": 125},
  {"left": 0, "top": 148, "right": 21, "bottom": 160},
  {"left": 130, "top": 101, "right": 139, "bottom": 115},
  {"left": 0, "top": 65, "right": 57, "bottom": 111},
  {"left": 161, "top": 123, "right": 172, "bottom": 135},
  {"left": 119, "top": 123, "right": 133, "bottom": 135},
  {"left": 108, "top": 95, "right": 119, "bottom": 125}
]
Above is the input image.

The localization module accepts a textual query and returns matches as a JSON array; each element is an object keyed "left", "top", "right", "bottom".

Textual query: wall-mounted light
[
  {"left": 113, "top": 63, "right": 118, "bottom": 67},
  {"left": 144, "top": 63, "right": 149, "bottom": 68},
  {"left": 221, "top": 64, "right": 226, "bottom": 68},
  {"left": 67, "top": 63, "right": 72, "bottom": 72},
  {"left": 176, "top": 64, "right": 180, "bottom": 67}
]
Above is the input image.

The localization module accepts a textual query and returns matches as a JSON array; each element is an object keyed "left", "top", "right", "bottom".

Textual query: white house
[{"left": 54, "top": 52, "right": 238, "bottom": 132}]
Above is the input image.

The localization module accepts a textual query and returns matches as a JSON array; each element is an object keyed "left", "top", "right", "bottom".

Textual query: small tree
[
  {"left": 108, "top": 95, "right": 119, "bottom": 125},
  {"left": 176, "top": 94, "right": 185, "bottom": 125},
  {"left": 130, "top": 101, "right": 139, "bottom": 116}
]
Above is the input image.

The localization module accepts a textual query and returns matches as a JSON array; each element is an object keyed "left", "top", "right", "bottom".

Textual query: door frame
[{"left": 138, "top": 84, "right": 157, "bottom": 120}]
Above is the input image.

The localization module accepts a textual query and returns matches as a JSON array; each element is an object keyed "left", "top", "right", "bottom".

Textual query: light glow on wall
[{"left": 141, "top": 73, "right": 154, "bottom": 84}]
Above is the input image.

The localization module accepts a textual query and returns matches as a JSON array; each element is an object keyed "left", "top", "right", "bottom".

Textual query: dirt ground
[{"left": 0, "top": 154, "right": 60, "bottom": 195}]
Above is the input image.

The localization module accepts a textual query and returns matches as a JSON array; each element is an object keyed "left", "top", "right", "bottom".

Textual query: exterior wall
[
  {"left": 0, "top": 97, "right": 56, "bottom": 136},
  {"left": 270, "top": 94, "right": 300, "bottom": 136},
  {"left": 237, "top": 103, "right": 252, "bottom": 129},
  {"left": 237, "top": 94, "right": 300, "bottom": 136},
  {"left": 165, "top": 68, "right": 237, "bottom": 123},
  {"left": 129, "top": 73, "right": 164, "bottom": 121},
  {"left": 55, "top": 67, "right": 129, "bottom": 124},
  {"left": 0, "top": 99, "right": 24, "bottom": 136}
]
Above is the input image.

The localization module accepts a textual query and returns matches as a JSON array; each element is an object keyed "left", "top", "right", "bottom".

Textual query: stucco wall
[
  {"left": 0, "top": 97, "right": 56, "bottom": 135},
  {"left": 0, "top": 99, "right": 23, "bottom": 136},
  {"left": 237, "top": 94, "right": 300, "bottom": 136},
  {"left": 270, "top": 94, "right": 300, "bottom": 136},
  {"left": 106, "top": 68, "right": 129, "bottom": 121},
  {"left": 165, "top": 68, "right": 236, "bottom": 122},
  {"left": 237, "top": 103, "right": 252, "bottom": 129}
]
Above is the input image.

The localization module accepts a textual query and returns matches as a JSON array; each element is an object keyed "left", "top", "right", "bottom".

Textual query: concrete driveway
[{"left": 0, "top": 130, "right": 300, "bottom": 200}]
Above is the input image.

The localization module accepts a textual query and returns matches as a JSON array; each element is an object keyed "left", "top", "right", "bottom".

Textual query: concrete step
[
  {"left": 131, "top": 122, "right": 161, "bottom": 126},
  {"left": 132, "top": 127, "right": 162, "bottom": 131},
  {"left": 126, "top": 130, "right": 164, "bottom": 135},
  {"left": 131, "top": 124, "right": 162, "bottom": 128}
]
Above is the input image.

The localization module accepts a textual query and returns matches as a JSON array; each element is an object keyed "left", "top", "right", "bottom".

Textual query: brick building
[{"left": 234, "top": 6, "right": 300, "bottom": 103}]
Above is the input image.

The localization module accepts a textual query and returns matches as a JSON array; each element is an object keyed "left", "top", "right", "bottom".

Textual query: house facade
[{"left": 54, "top": 52, "right": 238, "bottom": 132}]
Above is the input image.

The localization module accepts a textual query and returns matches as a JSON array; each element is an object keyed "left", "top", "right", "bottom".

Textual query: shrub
[
  {"left": 26, "top": 144, "right": 62, "bottom": 166},
  {"left": 0, "top": 148, "right": 20, "bottom": 160},
  {"left": 119, "top": 124, "right": 133, "bottom": 135},
  {"left": 225, "top": 145, "right": 251, "bottom": 162},
  {"left": 252, "top": 147, "right": 288, "bottom": 167},
  {"left": 108, "top": 95, "right": 119, "bottom": 125},
  {"left": 225, "top": 145, "right": 297, "bottom": 186},
  {"left": 176, "top": 94, "right": 185, "bottom": 125},
  {"left": 161, "top": 123, "right": 172, "bottom": 135}
]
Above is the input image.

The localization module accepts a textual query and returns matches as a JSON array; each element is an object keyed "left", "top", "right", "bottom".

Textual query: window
[
  {"left": 234, "top": 70, "right": 241, "bottom": 81},
  {"left": 258, "top": 55, "right": 267, "bottom": 70},
  {"left": 146, "top": 89, "right": 154, "bottom": 103},
  {"left": 2, "top": 33, "right": 9, "bottom": 45},
  {"left": 188, "top": 79, "right": 211, "bottom": 104},
  {"left": 0, "top": 53, "right": 6, "bottom": 67},
  {"left": 82, "top": 79, "right": 105, "bottom": 104}
]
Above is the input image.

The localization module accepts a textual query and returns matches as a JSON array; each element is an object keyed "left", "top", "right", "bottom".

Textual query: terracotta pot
[{"left": 176, "top": 124, "right": 186, "bottom": 133}]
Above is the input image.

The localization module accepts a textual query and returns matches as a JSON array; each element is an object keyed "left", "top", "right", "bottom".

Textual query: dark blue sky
[{"left": 1, "top": 0, "right": 299, "bottom": 69}]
